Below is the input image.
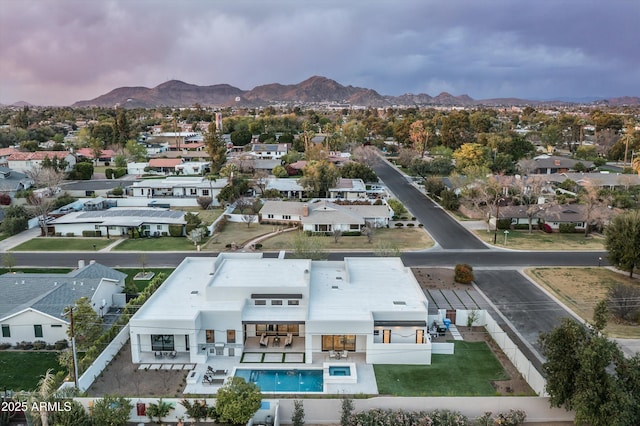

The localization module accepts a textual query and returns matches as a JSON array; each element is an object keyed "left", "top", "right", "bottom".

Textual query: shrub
[
  {"left": 66, "top": 232, "right": 75, "bottom": 237},
  {"left": 54, "top": 339, "right": 69, "bottom": 350},
  {"left": 407, "top": 223, "right": 415, "bottom": 227},
  {"left": 16, "top": 341, "right": 33, "bottom": 350},
  {"left": 168, "top": 224, "right": 183, "bottom": 237},
  {"left": 32, "top": 340, "right": 47, "bottom": 350},
  {"left": 341, "top": 231, "right": 361, "bottom": 236},
  {"left": 113, "top": 167, "right": 127, "bottom": 178},
  {"left": 454, "top": 264, "right": 474, "bottom": 284},
  {"left": 111, "top": 186, "right": 124, "bottom": 196},
  {"left": 197, "top": 196, "right": 213, "bottom": 210},
  {"left": 105, "top": 168, "right": 114, "bottom": 179},
  {"left": 418, "top": 223, "right": 424, "bottom": 227},
  {"left": 82, "top": 230, "right": 101, "bottom": 237},
  {"left": 440, "top": 189, "right": 460, "bottom": 210},
  {"left": 541, "top": 223, "right": 553, "bottom": 233},
  {"left": 0, "top": 216, "right": 28, "bottom": 236},
  {"left": 214, "top": 216, "right": 228, "bottom": 234},
  {"left": 394, "top": 223, "right": 404, "bottom": 227},
  {"left": 0, "top": 193, "right": 11, "bottom": 205},
  {"left": 558, "top": 223, "right": 576, "bottom": 233},
  {"left": 0, "top": 343, "right": 11, "bottom": 350},
  {"left": 497, "top": 218, "right": 511, "bottom": 230}
]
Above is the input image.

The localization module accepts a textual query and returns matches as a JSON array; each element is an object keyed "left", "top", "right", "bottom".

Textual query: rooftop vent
[
  {"left": 331, "top": 285, "right": 339, "bottom": 289},
  {"left": 190, "top": 290, "right": 199, "bottom": 295},
  {"left": 393, "top": 301, "right": 406, "bottom": 305}
]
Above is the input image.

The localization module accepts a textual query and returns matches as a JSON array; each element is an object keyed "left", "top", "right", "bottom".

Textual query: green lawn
[
  {"left": 374, "top": 341, "right": 510, "bottom": 396},
  {"left": 113, "top": 237, "right": 197, "bottom": 251},
  {"left": 116, "top": 268, "right": 175, "bottom": 292},
  {"left": 10, "top": 238, "right": 113, "bottom": 251},
  {"left": 0, "top": 351, "right": 63, "bottom": 392},
  {"left": 473, "top": 229, "right": 605, "bottom": 250}
]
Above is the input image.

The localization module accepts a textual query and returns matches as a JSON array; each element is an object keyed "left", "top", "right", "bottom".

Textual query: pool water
[
  {"left": 329, "top": 366, "right": 351, "bottom": 376},
  {"left": 235, "top": 369, "right": 323, "bottom": 392}
]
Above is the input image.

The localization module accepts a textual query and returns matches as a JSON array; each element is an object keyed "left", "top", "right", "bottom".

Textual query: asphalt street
[{"left": 371, "top": 156, "right": 487, "bottom": 250}]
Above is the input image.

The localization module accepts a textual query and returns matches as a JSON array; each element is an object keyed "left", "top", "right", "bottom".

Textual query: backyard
[{"left": 526, "top": 267, "right": 640, "bottom": 338}]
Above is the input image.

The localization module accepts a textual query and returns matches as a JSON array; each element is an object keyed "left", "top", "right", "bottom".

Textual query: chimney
[
  {"left": 78, "top": 260, "right": 85, "bottom": 268},
  {"left": 554, "top": 160, "right": 561, "bottom": 166},
  {"left": 303, "top": 204, "right": 309, "bottom": 217},
  {"left": 89, "top": 260, "right": 96, "bottom": 265}
]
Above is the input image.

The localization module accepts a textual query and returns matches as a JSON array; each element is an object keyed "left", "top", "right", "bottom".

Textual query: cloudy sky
[{"left": 1, "top": 0, "right": 638, "bottom": 106}]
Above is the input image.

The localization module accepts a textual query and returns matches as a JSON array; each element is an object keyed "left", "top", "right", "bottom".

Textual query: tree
[
  {"left": 91, "top": 395, "right": 133, "bottom": 426},
  {"left": 51, "top": 399, "right": 91, "bottom": 426},
  {"left": 605, "top": 210, "right": 640, "bottom": 278},
  {"left": 146, "top": 398, "right": 175, "bottom": 425},
  {"left": 291, "top": 232, "right": 327, "bottom": 260},
  {"left": 607, "top": 283, "right": 640, "bottom": 321},
  {"left": 88, "top": 137, "right": 104, "bottom": 165},
  {"left": 409, "top": 119, "right": 432, "bottom": 158},
  {"left": 26, "top": 166, "right": 66, "bottom": 237},
  {"left": 272, "top": 165, "right": 289, "bottom": 178},
  {"left": 67, "top": 297, "right": 103, "bottom": 351},
  {"left": 340, "top": 162, "right": 377, "bottom": 182},
  {"left": 180, "top": 399, "right": 214, "bottom": 423},
  {"left": 204, "top": 122, "right": 227, "bottom": 175},
  {"left": 125, "top": 139, "right": 148, "bottom": 162},
  {"left": 2, "top": 252, "right": 16, "bottom": 272},
  {"left": 386, "top": 198, "right": 407, "bottom": 217},
  {"left": 215, "top": 377, "right": 261, "bottom": 426},
  {"left": 70, "top": 162, "right": 94, "bottom": 180},
  {"left": 26, "top": 369, "right": 57, "bottom": 426},
  {"left": 217, "top": 176, "right": 250, "bottom": 204},
  {"left": 340, "top": 397, "right": 354, "bottom": 426},
  {"left": 452, "top": 143, "right": 490, "bottom": 171},
  {"left": 230, "top": 129, "right": 253, "bottom": 146},
  {"left": 291, "top": 400, "right": 305, "bottom": 426},
  {"left": 299, "top": 160, "right": 340, "bottom": 198},
  {"left": 197, "top": 196, "right": 212, "bottom": 210}
]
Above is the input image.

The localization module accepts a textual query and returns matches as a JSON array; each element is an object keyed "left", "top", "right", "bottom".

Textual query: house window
[
  {"left": 151, "top": 335, "right": 174, "bottom": 351},
  {"left": 282, "top": 215, "right": 291, "bottom": 220},
  {"left": 288, "top": 300, "right": 299, "bottom": 306},
  {"left": 51, "top": 324, "right": 62, "bottom": 328},
  {"left": 267, "top": 214, "right": 274, "bottom": 219},
  {"left": 185, "top": 335, "right": 190, "bottom": 350},
  {"left": 255, "top": 300, "right": 266, "bottom": 305},
  {"left": 34, "top": 325, "right": 43, "bottom": 338},
  {"left": 321, "top": 335, "right": 355, "bottom": 351},
  {"left": 202, "top": 189, "right": 210, "bottom": 196},
  {"left": 157, "top": 225, "right": 162, "bottom": 230},
  {"left": 206, "top": 329, "right": 215, "bottom": 343},
  {"left": 271, "top": 300, "right": 283, "bottom": 306},
  {"left": 227, "top": 330, "right": 236, "bottom": 344},
  {"left": 350, "top": 224, "right": 359, "bottom": 230},
  {"left": 1, "top": 325, "right": 9, "bottom": 337}
]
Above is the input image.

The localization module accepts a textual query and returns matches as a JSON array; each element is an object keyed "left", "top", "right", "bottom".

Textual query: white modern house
[
  {"left": 259, "top": 200, "right": 391, "bottom": 231},
  {"left": 129, "top": 254, "right": 433, "bottom": 365},
  {"left": 48, "top": 207, "right": 187, "bottom": 237},
  {"left": 0, "top": 261, "right": 126, "bottom": 346},
  {"left": 263, "top": 178, "right": 368, "bottom": 200},
  {"left": 129, "top": 177, "right": 227, "bottom": 203}
]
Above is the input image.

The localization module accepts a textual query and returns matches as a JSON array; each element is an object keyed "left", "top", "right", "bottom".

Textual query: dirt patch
[
  {"left": 412, "top": 267, "right": 535, "bottom": 396},
  {"left": 87, "top": 344, "right": 188, "bottom": 398}
]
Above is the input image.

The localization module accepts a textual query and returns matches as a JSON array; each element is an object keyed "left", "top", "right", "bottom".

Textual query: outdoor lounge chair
[
  {"left": 154, "top": 351, "right": 163, "bottom": 359},
  {"left": 284, "top": 333, "right": 293, "bottom": 347},
  {"left": 342, "top": 350, "right": 348, "bottom": 359},
  {"left": 328, "top": 350, "right": 336, "bottom": 358},
  {"left": 213, "top": 369, "right": 228, "bottom": 376},
  {"left": 168, "top": 351, "right": 177, "bottom": 358},
  {"left": 260, "top": 333, "right": 269, "bottom": 347}
]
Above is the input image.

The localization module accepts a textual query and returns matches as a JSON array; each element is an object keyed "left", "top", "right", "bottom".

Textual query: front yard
[
  {"left": 473, "top": 229, "right": 606, "bottom": 250},
  {"left": 10, "top": 238, "right": 113, "bottom": 251},
  {"left": 113, "top": 237, "right": 197, "bottom": 251},
  {"left": 526, "top": 267, "right": 640, "bottom": 338}
]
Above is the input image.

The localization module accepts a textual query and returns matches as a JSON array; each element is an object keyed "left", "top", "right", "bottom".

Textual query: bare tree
[
  {"left": 236, "top": 197, "right": 252, "bottom": 214},
  {"left": 361, "top": 221, "right": 375, "bottom": 243},
  {"left": 332, "top": 229, "right": 342, "bottom": 244},
  {"left": 253, "top": 170, "right": 269, "bottom": 196},
  {"left": 352, "top": 145, "right": 379, "bottom": 167},
  {"left": 26, "top": 166, "right": 66, "bottom": 237},
  {"left": 607, "top": 283, "right": 640, "bottom": 321},
  {"left": 2, "top": 252, "right": 16, "bottom": 272}
]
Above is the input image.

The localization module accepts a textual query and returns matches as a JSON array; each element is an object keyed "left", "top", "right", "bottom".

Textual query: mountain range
[{"left": 23, "top": 75, "right": 640, "bottom": 108}]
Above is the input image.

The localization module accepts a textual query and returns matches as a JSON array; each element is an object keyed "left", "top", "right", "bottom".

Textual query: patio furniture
[
  {"left": 342, "top": 350, "right": 348, "bottom": 359},
  {"left": 260, "top": 333, "right": 269, "bottom": 347},
  {"left": 328, "top": 350, "right": 336, "bottom": 359},
  {"left": 273, "top": 336, "right": 280, "bottom": 347},
  {"left": 154, "top": 351, "right": 163, "bottom": 359},
  {"left": 168, "top": 351, "right": 177, "bottom": 358},
  {"left": 335, "top": 351, "right": 341, "bottom": 359},
  {"left": 213, "top": 369, "right": 227, "bottom": 376},
  {"left": 284, "top": 333, "right": 293, "bottom": 348}
]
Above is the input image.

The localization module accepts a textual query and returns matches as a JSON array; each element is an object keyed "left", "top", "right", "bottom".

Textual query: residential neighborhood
[{"left": 0, "top": 2, "right": 639, "bottom": 422}]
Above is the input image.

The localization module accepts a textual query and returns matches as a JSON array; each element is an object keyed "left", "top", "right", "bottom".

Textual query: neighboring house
[
  {"left": 250, "top": 143, "right": 289, "bottom": 160},
  {"left": 0, "top": 167, "right": 33, "bottom": 197},
  {"left": 0, "top": 147, "right": 18, "bottom": 166},
  {"left": 148, "top": 158, "right": 184, "bottom": 174},
  {"left": 175, "top": 161, "right": 210, "bottom": 175},
  {"left": 150, "top": 150, "right": 210, "bottom": 162},
  {"left": 75, "top": 148, "right": 116, "bottom": 166},
  {"left": 48, "top": 207, "right": 187, "bottom": 237},
  {"left": 7, "top": 151, "right": 76, "bottom": 173},
  {"left": 546, "top": 172, "right": 640, "bottom": 190},
  {"left": 60, "top": 180, "right": 139, "bottom": 198},
  {"left": 262, "top": 178, "right": 367, "bottom": 200},
  {"left": 519, "top": 155, "right": 594, "bottom": 175},
  {"left": 129, "top": 177, "right": 228, "bottom": 203},
  {"left": 260, "top": 200, "right": 391, "bottom": 231},
  {"left": 129, "top": 254, "right": 433, "bottom": 365},
  {"left": 0, "top": 261, "right": 126, "bottom": 346},
  {"left": 491, "top": 203, "right": 619, "bottom": 231},
  {"left": 127, "top": 162, "right": 149, "bottom": 176}
]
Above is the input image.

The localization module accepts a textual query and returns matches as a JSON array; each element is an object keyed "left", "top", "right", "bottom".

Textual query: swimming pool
[{"left": 234, "top": 368, "right": 323, "bottom": 393}]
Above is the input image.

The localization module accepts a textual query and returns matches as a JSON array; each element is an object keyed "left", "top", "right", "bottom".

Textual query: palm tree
[{"left": 27, "top": 369, "right": 57, "bottom": 426}]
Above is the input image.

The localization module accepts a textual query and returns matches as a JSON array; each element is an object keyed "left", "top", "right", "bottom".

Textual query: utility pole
[{"left": 65, "top": 306, "right": 79, "bottom": 389}]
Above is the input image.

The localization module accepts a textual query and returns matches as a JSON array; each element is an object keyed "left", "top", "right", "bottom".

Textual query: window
[
  {"left": 34, "top": 325, "right": 43, "bottom": 338},
  {"left": 282, "top": 215, "right": 291, "bottom": 220},
  {"left": 185, "top": 335, "right": 190, "bottom": 350},
  {"left": 206, "top": 329, "right": 215, "bottom": 343},
  {"left": 287, "top": 300, "right": 299, "bottom": 306},
  {"left": 321, "top": 335, "right": 356, "bottom": 351},
  {"left": 51, "top": 324, "right": 62, "bottom": 328},
  {"left": 1, "top": 325, "right": 9, "bottom": 338},
  {"left": 271, "top": 300, "right": 283, "bottom": 305},
  {"left": 267, "top": 214, "right": 274, "bottom": 219},
  {"left": 227, "top": 330, "right": 236, "bottom": 344},
  {"left": 157, "top": 225, "right": 162, "bottom": 230},
  {"left": 255, "top": 300, "right": 266, "bottom": 305},
  {"left": 350, "top": 224, "right": 359, "bottom": 230},
  {"left": 202, "top": 189, "right": 210, "bottom": 196},
  {"left": 151, "top": 335, "right": 174, "bottom": 351}
]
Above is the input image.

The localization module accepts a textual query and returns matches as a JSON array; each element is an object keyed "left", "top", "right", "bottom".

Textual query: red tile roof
[
  {"left": 76, "top": 148, "right": 116, "bottom": 158},
  {"left": 7, "top": 151, "right": 72, "bottom": 161},
  {"left": 149, "top": 158, "right": 183, "bottom": 168}
]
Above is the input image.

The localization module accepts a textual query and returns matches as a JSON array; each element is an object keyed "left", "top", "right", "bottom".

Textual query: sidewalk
[{"left": 0, "top": 227, "right": 41, "bottom": 252}]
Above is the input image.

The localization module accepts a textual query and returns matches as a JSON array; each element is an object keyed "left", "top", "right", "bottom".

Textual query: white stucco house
[
  {"left": 7, "top": 151, "right": 76, "bottom": 173},
  {"left": 129, "top": 177, "right": 228, "bottom": 204},
  {"left": 259, "top": 200, "right": 391, "bottom": 231},
  {"left": 48, "top": 207, "right": 187, "bottom": 237},
  {"left": 263, "top": 178, "right": 368, "bottom": 200},
  {"left": 129, "top": 254, "right": 433, "bottom": 365},
  {"left": 0, "top": 261, "right": 126, "bottom": 346}
]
